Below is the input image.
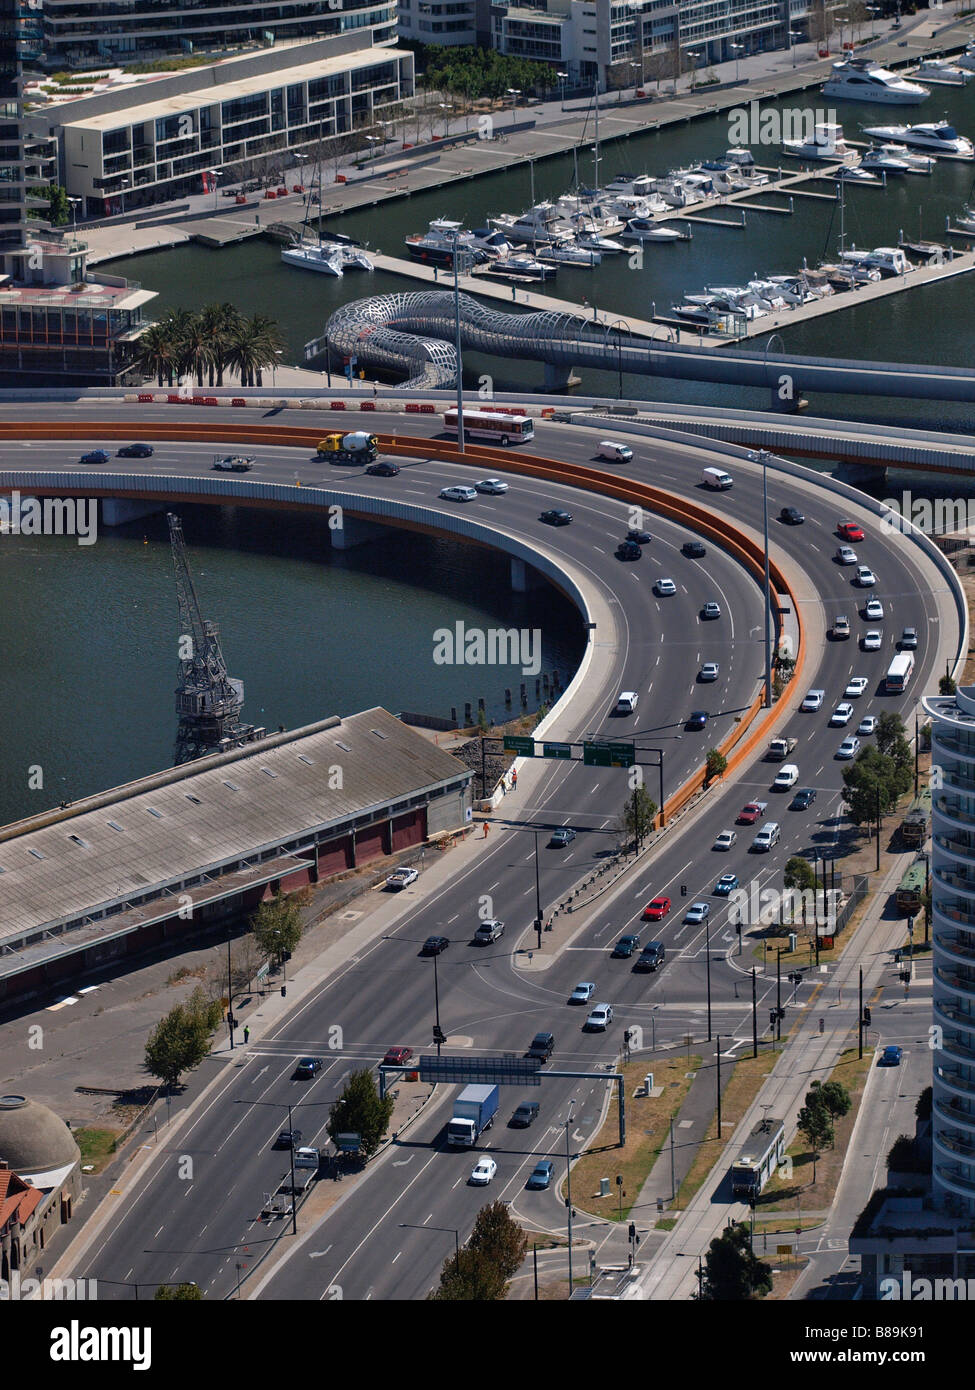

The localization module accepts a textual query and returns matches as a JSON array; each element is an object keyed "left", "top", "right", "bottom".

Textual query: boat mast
[{"left": 593, "top": 81, "right": 600, "bottom": 191}]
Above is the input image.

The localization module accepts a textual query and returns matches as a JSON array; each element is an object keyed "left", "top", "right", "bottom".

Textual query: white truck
[
  {"left": 766, "top": 736, "right": 798, "bottom": 760},
  {"left": 446, "top": 1084, "right": 500, "bottom": 1147}
]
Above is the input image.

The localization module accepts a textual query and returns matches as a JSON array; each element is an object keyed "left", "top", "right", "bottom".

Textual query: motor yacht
[
  {"left": 404, "top": 219, "right": 484, "bottom": 266},
  {"left": 482, "top": 253, "right": 557, "bottom": 280},
  {"left": 469, "top": 227, "right": 514, "bottom": 258},
  {"left": 912, "top": 57, "right": 971, "bottom": 86},
  {"left": 621, "top": 218, "right": 685, "bottom": 241},
  {"left": 537, "top": 242, "right": 602, "bottom": 266},
  {"left": 861, "top": 142, "right": 934, "bottom": 173},
  {"left": 782, "top": 123, "right": 857, "bottom": 161},
  {"left": 957, "top": 42, "right": 975, "bottom": 74},
  {"left": 840, "top": 246, "right": 908, "bottom": 275},
  {"left": 861, "top": 121, "right": 974, "bottom": 159},
  {"left": 835, "top": 163, "right": 881, "bottom": 182},
  {"left": 602, "top": 173, "right": 658, "bottom": 199},
  {"left": 488, "top": 203, "right": 573, "bottom": 244},
  {"left": 822, "top": 58, "right": 929, "bottom": 104}
]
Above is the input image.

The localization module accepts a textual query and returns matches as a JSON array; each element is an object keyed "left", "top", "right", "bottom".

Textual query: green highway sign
[
  {"left": 583, "top": 741, "right": 635, "bottom": 768},
  {"left": 503, "top": 735, "right": 535, "bottom": 755},
  {"left": 542, "top": 742, "right": 573, "bottom": 760}
]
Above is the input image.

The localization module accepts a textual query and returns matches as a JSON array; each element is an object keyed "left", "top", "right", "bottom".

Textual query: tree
[
  {"left": 46, "top": 184, "right": 71, "bottom": 226},
  {"left": 841, "top": 746, "right": 910, "bottom": 827},
  {"left": 816, "top": 1079, "right": 852, "bottom": 1125},
  {"left": 467, "top": 1200, "right": 528, "bottom": 1286},
  {"left": 697, "top": 1223, "right": 772, "bottom": 1300},
  {"left": 326, "top": 1069, "right": 394, "bottom": 1158},
  {"left": 620, "top": 785, "right": 658, "bottom": 849},
  {"left": 797, "top": 1095, "right": 833, "bottom": 1180},
  {"left": 429, "top": 1246, "right": 506, "bottom": 1301},
  {"left": 875, "top": 712, "right": 912, "bottom": 784},
  {"left": 784, "top": 856, "right": 816, "bottom": 892},
  {"left": 940, "top": 674, "right": 957, "bottom": 695},
  {"left": 250, "top": 890, "right": 303, "bottom": 967},
  {"left": 155, "top": 1282, "right": 202, "bottom": 1300},
  {"left": 705, "top": 748, "right": 727, "bottom": 784},
  {"left": 143, "top": 992, "right": 218, "bottom": 1090}
]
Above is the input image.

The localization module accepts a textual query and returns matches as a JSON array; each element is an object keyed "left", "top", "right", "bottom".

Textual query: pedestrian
[
  {"left": 244, "top": 1025, "right": 250, "bottom": 1043},
  {"left": 511, "top": 283, "right": 516, "bottom": 302},
  {"left": 511, "top": 769, "right": 517, "bottom": 787},
  {"left": 483, "top": 823, "right": 490, "bottom": 838}
]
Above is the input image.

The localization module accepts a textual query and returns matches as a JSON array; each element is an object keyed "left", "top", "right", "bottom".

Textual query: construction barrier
[
  {"left": 330, "top": 401, "right": 346, "bottom": 410},
  {"left": 231, "top": 398, "right": 247, "bottom": 407}
]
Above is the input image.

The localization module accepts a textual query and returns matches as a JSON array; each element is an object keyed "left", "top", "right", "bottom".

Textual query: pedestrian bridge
[{"left": 312, "top": 290, "right": 975, "bottom": 403}]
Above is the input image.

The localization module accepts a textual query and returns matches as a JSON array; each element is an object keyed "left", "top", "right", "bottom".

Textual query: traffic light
[
  {"left": 432, "top": 1024, "right": 446, "bottom": 1044},
  {"left": 770, "top": 1009, "right": 778, "bottom": 1026},
  {"left": 680, "top": 884, "right": 688, "bottom": 897},
  {"left": 863, "top": 1006, "right": 872, "bottom": 1026},
  {"left": 778, "top": 1007, "right": 786, "bottom": 1020},
  {"left": 280, "top": 985, "right": 286, "bottom": 997}
]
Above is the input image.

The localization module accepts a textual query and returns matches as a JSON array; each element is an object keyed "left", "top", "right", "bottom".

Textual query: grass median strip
[
  {"left": 570, "top": 1056, "right": 700, "bottom": 1222},
  {"left": 674, "top": 1052, "right": 774, "bottom": 1210}
]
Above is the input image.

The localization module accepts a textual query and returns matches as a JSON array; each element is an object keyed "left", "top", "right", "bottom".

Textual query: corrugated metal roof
[{"left": 0, "top": 709, "right": 469, "bottom": 943}]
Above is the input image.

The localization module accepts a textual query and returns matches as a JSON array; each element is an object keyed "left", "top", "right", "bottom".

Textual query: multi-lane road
[{"left": 2, "top": 404, "right": 959, "bottom": 1300}]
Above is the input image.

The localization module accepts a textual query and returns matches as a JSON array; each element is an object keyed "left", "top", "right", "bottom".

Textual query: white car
[
  {"left": 862, "top": 630, "right": 883, "bottom": 651},
  {"left": 474, "top": 918, "right": 505, "bottom": 943},
  {"left": 801, "top": 689, "right": 825, "bottom": 711},
  {"left": 655, "top": 578, "right": 677, "bottom": 596},
  {"left": 385, "top": 866, "right": 418, "bottom": 889},
  {"left": 212, "top": 454, "right": 255, "bottom": 472},
  {"left": 836, "top": 545, "right": 858, "bottom": 565},
  {"left": 752, "top": 822, "right": 780, "bottom": 851},
  {"left": 584, "top": 1003, "right": 614, "bottom": 1031},
  {"left": 439, "top": 485, "right": 478, "bottom": 502},
  {"left": 858, "top": 715, "right": 878, "bottom": 735},
  {"left": 845, "top": 677, "right": 868, "bottom": 698},
  {"left": 469, "top": 1157, "right": 498, "bottom": 1185},
  {"left": 855, "top": 566, "right": 877, "bottom": 587},
  {"left": 699, "top": 662, "right": 720, "bottom": 682},
  {"left": 713, "top": 830, "right": 737, "bottom": 850},
  {"left": 830, "top": 703, "right": 854, "bottom": 727},
  {"left": 570, "top": 981, "right": 596, "bottom": 1004},
  {"left": 836, "top": 736, "right": 861, "bottom": 759},
  {"left": 864, "top": 598, "right": 884, "bottom": 620},
  {"left": 773, "top": 764, "right": 799, "bottom": 789},
  {"left": 475, "top": 478, "right": 509, "bottom": 494},
  {"left": 684, "top": 901, "right": 710, "bottom": 924}
]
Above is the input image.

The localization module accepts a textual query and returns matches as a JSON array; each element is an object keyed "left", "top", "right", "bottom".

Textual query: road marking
[{"left": 308, "top": 1246, "right": 333, "bottom": 1259}]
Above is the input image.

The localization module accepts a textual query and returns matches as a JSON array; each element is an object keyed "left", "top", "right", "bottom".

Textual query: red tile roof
[{"left": 0, "top": 1168, "right": 43, "bottom": 1228}]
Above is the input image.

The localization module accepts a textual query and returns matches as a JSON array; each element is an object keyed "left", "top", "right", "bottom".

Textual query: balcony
[
  {"left": 935, "top": 902, "right": 975, "bottom": 929},
  {"left": 937, "top": 932, "right": 975, "bottom": 966},
  {"left": 934, "top": 1095, "right": 975, "bottom": 1133},
  {"left": 940, "top": 765, "right": 975, "bottom": 795},
  {"left": 935, "top": 833, "right": 975, "bottom": 864},
  {"left": 934, "top": 999, "right": 975, "bottom": 1037},
  {"left": 941, "top": 1032, "right": 975, "bottom": 1066},
  {"left": 936, "top": 966, "right": 975, "bottom": 1001},
  {"left": 937, "top": 1064, "right": 975, "bottom": 1099},
  {"left": 936, "top": 867, "right": 975, "bottom": 898},
  {"left": 934, "top": 1164, "right": 975, "bottom": 1197},
  {"left": 933, "top": 733, "right": 975, "bottom": 761},
  {"left": 936, "top": 797, "right": 975, "bottom": 828}
]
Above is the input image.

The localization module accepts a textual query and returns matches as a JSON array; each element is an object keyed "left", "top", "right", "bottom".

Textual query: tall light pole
[
  {"left": 749, "top": 449, "right": 773, "bottom": 709},
  {"left": 606, "top": 317, "right": 629, "bottom": 399},
  {"left": 789, "top": 29, "right": 800, "bottom": 67},
  {"left": 451, "top": 229, "right": 466, "bottom": 454},
  {"left": 557, "top": 71, "right": 568, "bottom": 111},
  {"left": 835, "top": 11, "right": 848, "bottom": 53},
  {"left": 564, "top": 1099, "right": 576, "bottom": 1289},
  {"left": 705, "top": 909, "right": 713, "bottom": 1041},
  {"left": 533, "top": 828, "right": 543, "bottom": 950},
  {"left": 506, "top": 88, "right": 521, "bottom": 128},
  {"left": 684, "top": 48, "right": 700, "bottom": 90},
  {"left": 866, "top": 5, "right": 879, "bottom": 39},
  {"left": 730, "top": 42, "right": 744, "bottom": 83}
]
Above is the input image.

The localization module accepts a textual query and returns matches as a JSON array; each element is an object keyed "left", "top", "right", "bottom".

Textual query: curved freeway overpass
[{"left": 2, "top": 404, "right": 964, "bottom": 1303}]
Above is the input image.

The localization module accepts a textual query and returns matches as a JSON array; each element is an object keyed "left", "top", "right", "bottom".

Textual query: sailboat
[{"left": 281, "top": 133, "right": 374, "bottom": 276}]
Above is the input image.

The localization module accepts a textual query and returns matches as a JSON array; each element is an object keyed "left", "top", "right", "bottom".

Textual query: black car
[
  {"left": 634, "top": 940, "right": 665, "bottom": 972},
  {"left": 626, "top": 529, "right": 652, "bottom": 544},
  {"left": 682, "top": 540, "right": 707, "bottom": 558},
  {"left": 117, "top": 443, "right": 154, "bottom": 458},
  {"left": 294, "top": 1056, "right": 323, "bottom": 1078},
  {"left": 686, "top": 710, "right": 709, "bottom": 731},
  {"left": 791, "top": 788, "right": 817, "bottom": 810},
  {"left": 527, "top": 1032, "right": 555, "bottom": 1060},
  {"left": 421, "top": 935, "right": 450, "bottom": 955},
  {"left": 79, "top": 449, "right": 110, "bottom": 465},
  {"left": 366, "top": 461, "right": 400, "bottom": 476},
  {"left": 509, "top": 1100, "right": 540, "bottom": 1128},
  {"left": 276, "top": 1128, "right": 303, "bottom": 1148},
  {"left": 780, "top": 506, "right": 805, "bottom": 525},
  {"left": 615, "top": 540, "right": 642, "bottom": 561},
  {"left": 612, "top": 934, "right": 641, "bottom": 958},
  {"left": 540, "top": 509, "right": 572, "bottom": 526}
]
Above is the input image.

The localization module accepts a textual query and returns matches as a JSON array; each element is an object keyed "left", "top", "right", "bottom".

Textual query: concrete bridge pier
[
  {"left": 330, "top": 515, "right": 396, "bottom": 549},
  {"left": 101, "top": 498, "right": 169, "bottom": 526},
  {"left": 543, "top": 361, "right": 580, "bottom": 392},
  {"left": 835, "top": 461, "right": 884, "bottom": 488},
  {"left": 510, "top": 557, "right": 546, "bottom": 592}
]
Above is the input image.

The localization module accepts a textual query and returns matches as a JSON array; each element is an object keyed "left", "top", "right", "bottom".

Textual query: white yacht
[
  {"left": 861, "top": 121, "right": 974, "bottom": 159},
  {"left": 602, "top": 191, "right": 671, "bottom": 219},
  {"left": 840, "top": 245, "right": 908, "bottom": 276},
  {"left": 822, "top": 58, "right": 929, "bottom": 104},
  {"left": 912, "top": 57, "right": 971, "bottom": 86},
  {"left": 835, "top": 164, "right": 880, "bottom": 182},
  {"left": 781, "top": 122, "right": 858, "bottom": 162},
  {"left": 574, "top": 231, "right": 626, "bottom": 253},
  {"left": 281, "top": 240, "right": 343, "bottom": 275},
  {"left": 621, "top": 218, "right": 685, "bottom": 241},
  {"left": 488, "top": 203, "right": 573, "bottom": 245},
  {"left": 537, "top": 243, "right": 602, "bottom": 266},
  {"left": 861, "top": 142, "right": 935, "bottom": 174},
  {"left": 469, "top": 227, "right": 514, "bottom": 258},
  {"left": 957, "top": 43, "right": 975, "bottom": 74},
  {"left": 482, "top": 253, "right": 557, "bottom": 280},
  {"left": 603, "top": 172, "right": 658, "bottom": 199}
]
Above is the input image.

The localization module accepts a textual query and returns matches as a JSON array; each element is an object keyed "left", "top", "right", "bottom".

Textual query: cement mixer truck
[{"left": 316, "top": 431, "right": 379, "bottom": 465}]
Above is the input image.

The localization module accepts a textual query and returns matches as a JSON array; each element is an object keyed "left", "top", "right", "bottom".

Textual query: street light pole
[
  {"left": 565, "top": 1100, "right": 576, "bottom": 1290},
  {"left": 533, "top": 828, "right": 543, "bottom": 950},
  {"left": 557, "top": 71, "right": 568, "bottom": 111},
  {"left": 730, "top": 43, "right": 743, "bottom": 84},
  {"left": 705, "top": 910, "right": 713, "bottom": 1042},
  {"left": 451, "top": 229, "right": 465, "bottom": 454},
  {"left": 749, "top": 450, "right": 773, "bottom": 708},
  {"left": 433, "top": 951, "right": 443, "bottom": 1056}
]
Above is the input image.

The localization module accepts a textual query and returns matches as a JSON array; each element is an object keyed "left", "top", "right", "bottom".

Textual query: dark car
[
  {"left": 549, "top": 827, "right": 576, "bottom": 848},
  {"left": 382, "top": 1046, "right": 414, "bottom": 1067},
  {"left": 117, "top": 443, "right": 154, "bottom": 458},
  {"left": 791, "top": 788, "right": 817, "bottom": 810},
  {"left": 686, "top": 710, "right": 709, "bottom": 731},
  {"left": 276, "top": 1128, "right": 303, "bottom": 1148},
  {"left": 880, "top": 1045, "right": 903, "bottom": 1067},
  {"left": 527, "top": 1032, "right": 555, "bottom": 1060},
  {"left": 627, "top": 528, "right": 652, "bottom": 544},
  {"left": 682, "top": 540, "right": 707, "bottom": 558},
  {"left": 780, "top": 506, "right": 804, "bottom": 525},
  {"left": 294, "top": 1057, "right": 323, "bottom": 1078},
  {"left": 612, "top": 933, "right": 641, "bottom": 958},
  {"left": 527, "top": 1159, "right": 554, "bottom": 1190},
  {"left": 615, "top": 540, "right": 642, "bottom": 561},
  {"left": 634, "top": 940, "right": 665, "bottom": 972},
  {"left": 540, "top": 509, "right": 572, "bottom": 526},
  {"left": 366, "top": 461, "right": 400, "bottom": 476},
  {"left": 79, "top": 449, "right": 110, "bottom": 465},
  {"left": 509, "top": 1100, "right": 540, "bottom": 1128},
  {"left": 421, "top": 935, "right": 450, "bottom": 955}
]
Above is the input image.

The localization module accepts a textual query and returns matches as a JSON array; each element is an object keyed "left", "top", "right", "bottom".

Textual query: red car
[
  {"left": 382, "top": 1046, "right": 414, "bottom": 1067},
  {"left": 736, "top": 802, "right": 766, "bottom": 825},
  {"left": 643, "top": 896, "right": 671, "bottom": 921},
  {"left": 837, "top": 521, "right": 865, "bottom": 542}
]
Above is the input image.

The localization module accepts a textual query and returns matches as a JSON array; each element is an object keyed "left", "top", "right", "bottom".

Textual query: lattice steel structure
[{"left": 168, "top": 512, "right": 264, "bottom": 765}]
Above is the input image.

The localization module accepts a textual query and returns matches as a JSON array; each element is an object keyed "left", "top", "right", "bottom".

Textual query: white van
[
  {"left": 598, "top": 440, "right": 633, "bottom": 463},
  {"left": 702, "top": 467, "right": 733, "bottom": 490},
  {"left": 615, "top": 690, "right": 639, "bottom": 714},
  {"left": 294, "top": 1147, "right": 320, "bottom": 1169}
]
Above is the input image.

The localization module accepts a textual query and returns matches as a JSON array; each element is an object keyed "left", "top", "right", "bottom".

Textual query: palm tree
[
  {"left": 245, "top": 312, "right": 284, "bottom": 386},
  {"left": 132, "top": 321, "right": 176, "bottom": 386},
  {"left": 198, "top": 301, "right": 244, "bottom": 386}
]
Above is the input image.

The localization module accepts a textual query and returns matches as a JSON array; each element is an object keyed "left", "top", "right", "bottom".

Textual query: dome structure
[{"left": 0, "top": 1094, "right": 80, "bottom": 1174}]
